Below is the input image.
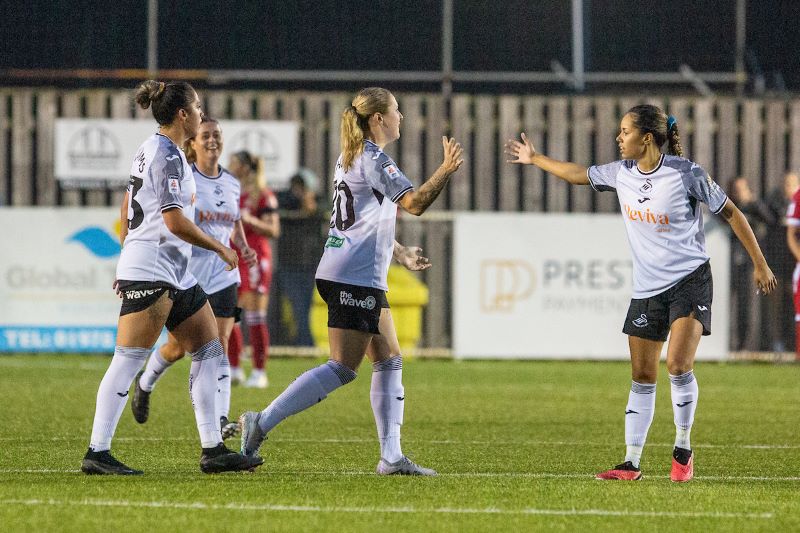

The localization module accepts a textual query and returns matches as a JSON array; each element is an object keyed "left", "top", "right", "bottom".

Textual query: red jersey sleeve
[{"left": 787, "top": 189, "right": 800, "bottom": 226}]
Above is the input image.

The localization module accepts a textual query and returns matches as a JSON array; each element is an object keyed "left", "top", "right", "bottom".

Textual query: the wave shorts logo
[
  {"left": 124, "top": 288, "right": 162, "bottom": 300},
  {"left": 67, "top": 226, "right": 121, "bottom": 258},
  {"left": 339, "top": 291, "right": 376, "bottom": 310},
  {"left": 632, "top": 314, "right": 649, "bottom": 328}
]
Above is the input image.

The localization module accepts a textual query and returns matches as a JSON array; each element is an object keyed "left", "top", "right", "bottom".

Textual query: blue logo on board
[{"left": 67, "top": 227, "right": 120, "bottom": 258}]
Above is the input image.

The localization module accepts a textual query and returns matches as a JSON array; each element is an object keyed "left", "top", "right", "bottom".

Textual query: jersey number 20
[{"left": 331, "top": 181, "right": 355, "bottom": 231}]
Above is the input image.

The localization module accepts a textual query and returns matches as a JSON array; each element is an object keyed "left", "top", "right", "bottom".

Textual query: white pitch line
[
  {"left": 0, "top": 469, "right": 798, "bottom": 482},
  {"left": 1, "top": 435, "right": 797, "bottom": 450},
  {"left": 0, "top": 498, "right": 775, "bottom": 519}
]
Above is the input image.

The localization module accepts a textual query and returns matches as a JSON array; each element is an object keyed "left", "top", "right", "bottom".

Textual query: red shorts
[{"left": 239, "top": 255, "right": 272, "bottom": 295}]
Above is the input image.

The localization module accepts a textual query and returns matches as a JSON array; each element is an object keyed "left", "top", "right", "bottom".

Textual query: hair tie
[{"left": 667, "top": 115, "right": 677, "bottom": 131}]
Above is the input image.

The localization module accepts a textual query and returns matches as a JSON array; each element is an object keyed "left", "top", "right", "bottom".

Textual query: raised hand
[
  {"left": 441, "top": 136, "right": 464, "bottom": 174},
  {"left": 504, "top": 132, "right": 537, "bottom": 165}
]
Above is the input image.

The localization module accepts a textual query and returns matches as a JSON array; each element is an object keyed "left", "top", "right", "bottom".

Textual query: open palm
[{"left": 504, "top": 132, "right": 537, "bottom": 165}]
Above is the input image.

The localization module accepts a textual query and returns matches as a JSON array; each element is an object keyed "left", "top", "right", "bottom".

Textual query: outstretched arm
[
  {"left": 393, "top": 241, "right": 432, "bottom": 271},
  {"left": 719, "top": 199, "right": 777, "bottom": 294},
  {"left": 505, "top": 132, "right": 589, "bottom": 185},
  {"left": 398, "top": 136, "right": 464, "bottom": 216}
]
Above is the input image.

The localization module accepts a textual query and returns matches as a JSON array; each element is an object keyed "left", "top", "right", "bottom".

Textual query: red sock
[
  {"left": 228, "top": 325, "right": 242, "bottom": 367},
  {"left": 250, "top": 324, "right": 268, "bottom": 370}
]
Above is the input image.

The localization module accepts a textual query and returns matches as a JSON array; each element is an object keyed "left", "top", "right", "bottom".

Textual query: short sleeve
[
  {"left": 685, "top": 163, "right": 728, "bottom": 214},
  {"left": 363, "top": 150, "right": 414, "bottom": 203},
  {"left": 787, "top": 191, "right": 800, "bottom": 226},
  {"left": 152, "top": 148, "right": 185, "bottom": 211},
  {"left": 257, "top": 190, "right": 278, "bottom": 216},
  {"left": 587, "top": 161, "right": 624, "bottom": 192}
]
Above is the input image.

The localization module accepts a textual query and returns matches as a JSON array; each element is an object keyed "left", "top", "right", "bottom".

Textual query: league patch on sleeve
[
  {"left": 381, "top": 161, "right": 401, "bottom": 180},
  {"left": 168, "top": 175, "right": 181, "bottom": 194}
]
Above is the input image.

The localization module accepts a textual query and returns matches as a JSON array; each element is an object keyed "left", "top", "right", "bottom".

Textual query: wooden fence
[{"left": 2, "top": 88, "right": 798, "bottom": 350}]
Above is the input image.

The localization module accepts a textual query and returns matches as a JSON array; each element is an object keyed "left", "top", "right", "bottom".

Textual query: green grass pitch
[{"left": 0, "top": 355, "right": 798, "bottom": 531}]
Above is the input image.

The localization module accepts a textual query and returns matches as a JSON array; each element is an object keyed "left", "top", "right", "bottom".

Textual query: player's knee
[{"left": 160, "top": 342, "right": 185, "bottom": 362}]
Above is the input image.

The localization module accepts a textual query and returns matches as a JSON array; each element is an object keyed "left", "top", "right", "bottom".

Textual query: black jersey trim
[
  {"left": 391, "top": 185, "right": 413, "bottom": 203},
  {"left": 636, "top": 154, "right": 665, "bottom": 175},
  {"left": 711, "top": 195, "right": 729, "bottom": 215},
  {"left": 161, "top": 203, "right": 182, "bottom": 212},
  {"left": 586, "top": 168, "right": 616, "bottom": 192},
  {"left": 192, "top": 163, "right": 224, "bottom": 180}
]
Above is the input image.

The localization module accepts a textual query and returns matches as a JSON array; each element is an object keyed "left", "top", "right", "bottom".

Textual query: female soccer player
[
  {"left": 506, "top": 105, "right": 776, "bottom": 482},
  {"left": 239, "top": 87, "right": 463, "bottom": 475},
  {"left": 81, "top": 81, "right": 261, "bottom": 475},
  {"left": 129, "top": 116, "right": 257, "bottom": 440},
  {"left": 227, "top": 151, "right": 280, "bottom": 389}
]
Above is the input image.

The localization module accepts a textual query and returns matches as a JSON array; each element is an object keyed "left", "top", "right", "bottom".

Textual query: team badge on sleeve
[
  {"left": 382, "top": 161, "right": 401, "bottom": 180},
  {"left": 168, "top": 175, "right": 181, "bottom": 194}
]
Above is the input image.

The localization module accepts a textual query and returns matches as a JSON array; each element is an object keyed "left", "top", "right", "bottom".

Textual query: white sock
[
  {"left": 89, "top": 346, "right": 149, "bottom": 451},
  {"left": 189, "top": 339, "right": 224, "bottom": 448},
  {"left": 370, "top": 355, "right": 404, "bottom": 463},
  {"left": 216, "top": 353, "right": 231, "bottom": 421},
  {"left": 139, "top": 346, "right": 174, "bottom": 392},
  {"left": 257, "top": 360, "right": 356, "bottom": 433},
  {"left": 670, "top": 370, "right": 698, "bottom": 450},
  {"left": 624, "top": 381, "right": 656, "bottom": 468}
]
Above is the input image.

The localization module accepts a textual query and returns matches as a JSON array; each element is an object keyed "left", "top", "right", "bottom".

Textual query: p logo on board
[{"left": 480, "top": 260, "right": 535, "bottom": 312}]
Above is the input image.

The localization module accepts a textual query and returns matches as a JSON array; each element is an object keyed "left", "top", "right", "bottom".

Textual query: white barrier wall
[
  {"left": 55, "top": 119, "right": 299, "bottom": 188},
  {"left": 453, "top": 213, "right": 730, "bottom": 360},
  {"left": 0, "top": 208, "right": 122, "bottom": 352}
]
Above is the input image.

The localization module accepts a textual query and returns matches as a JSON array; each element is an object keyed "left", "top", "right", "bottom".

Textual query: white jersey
[
  {"left": 588, "top": 154, "right": 728, "bottom": 298},
  {"left": 315, "top": 140, "right": 414, "bottom": 290},
  {"left": 116, "top": 133, "right": 197, "bottom": 290},
  {"left": 189, "top": 164, "right": 242, "bottom": 294}
]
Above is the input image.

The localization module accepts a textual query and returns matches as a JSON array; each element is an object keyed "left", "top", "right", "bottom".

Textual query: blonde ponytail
[
  {"left": 340, "top": 106, "right": 365, "bottom": 171},
  {"left": 339, "top": 87, "right": 393, "bottom": 171}
]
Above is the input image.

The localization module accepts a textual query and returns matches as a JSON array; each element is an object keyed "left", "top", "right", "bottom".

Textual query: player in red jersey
[
  {"left": 227, "top": 150, "right": 281, "bottom": 388},
  {"left": 785, "top": 184, "right": 800, "bottom": 360}
]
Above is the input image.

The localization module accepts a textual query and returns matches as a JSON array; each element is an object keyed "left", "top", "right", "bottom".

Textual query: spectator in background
[
  {"left": 727, "top": 177, "right": 774, "bottom": 351},
  {"left": 273, "top": 170, "right": 324, "bottom": 346},
  {"left": 228, "top": 151, "right": 280, "bottom": 388},
  {"left": 765, "top": 172, "right": 799, "bottom": 352}
]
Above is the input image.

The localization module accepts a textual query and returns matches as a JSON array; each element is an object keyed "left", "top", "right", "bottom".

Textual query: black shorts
[
  {"left": 118, "top": 280, "right": 208, "bottom": 332},
  {"left": 316, "top": 279, "right": 389, "bottom": 334},
  {"left": 207, "top": 283, "right": 239, "bottom": 319},
  {"left": 622, "top": 261, "right": 713, "bottom": 342}
]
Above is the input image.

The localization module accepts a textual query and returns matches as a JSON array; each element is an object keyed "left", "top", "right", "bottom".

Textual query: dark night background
[{"left": 0, "top": 0, "right": 797, "bottom": 93}]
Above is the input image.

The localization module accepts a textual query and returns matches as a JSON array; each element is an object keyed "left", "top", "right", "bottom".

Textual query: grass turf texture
[{"left": 0, "top": 355, "right": 797, "bottom": 532}]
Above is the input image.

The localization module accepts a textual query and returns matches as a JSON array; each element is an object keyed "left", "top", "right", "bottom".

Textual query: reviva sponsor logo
[{"left": 624, "top": 204, "right": 670, "bottom": 225}]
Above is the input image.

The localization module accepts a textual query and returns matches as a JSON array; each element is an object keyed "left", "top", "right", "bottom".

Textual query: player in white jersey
[
  {"left": 81, "top": 81, "right": 262, "bottom": 476},
  {"left": 506, "top": 104, "right": 776, "bottom": 482},
  {"left": 239, "top": 87, "right": 463, "bottom": 475},
  {"left": 129, "top": 116, "right": 257, "bottom": 440}
]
